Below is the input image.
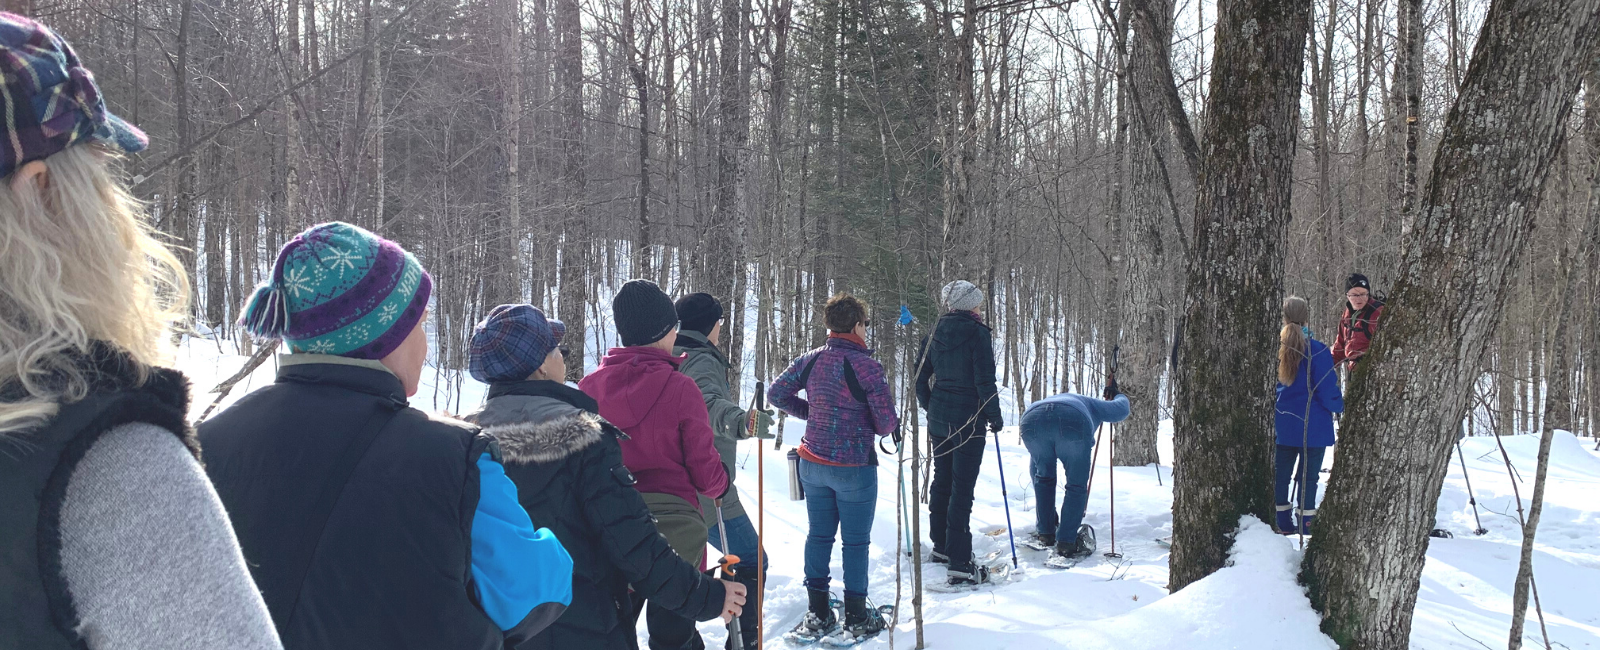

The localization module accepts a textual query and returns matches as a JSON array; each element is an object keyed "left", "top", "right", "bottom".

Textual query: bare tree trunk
[
  {"left": 172, "top": 0, "right": 198, "bottom": 303},
  {"left": 1302, "top": 2, "right": 1600, "bottom": 646},
  {"left": 711, "top": 0, "right": 750, "bottom": 392},
  {"left": 557, "top": 0, "right": 589, "bottom": 379},
  {"left": 1115, "top": 0, "right": 1165, "bottom": 466},
  {"left": 1169, "top": 0, "right": 1309, "bottom": 592}
]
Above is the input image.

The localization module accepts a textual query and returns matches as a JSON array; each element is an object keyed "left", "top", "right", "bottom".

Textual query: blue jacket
[
  {"left": 1275, "top": 338, "right": 1344, "bottom": 447},
  {"left": 1023, "top": 393, "right": 1130, "bottom": 431}
]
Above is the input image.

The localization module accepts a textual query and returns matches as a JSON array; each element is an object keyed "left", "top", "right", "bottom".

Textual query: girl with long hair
[
  {"left": 1273, "top": 296, "right": 1344, "bottom": 535},
  {"left": 0, "top": 13, "right": 279, "bottom": 649}
]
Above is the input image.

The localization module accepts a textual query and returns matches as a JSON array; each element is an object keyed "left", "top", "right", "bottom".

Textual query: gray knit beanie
[{"left": 941, "top": 280, "right": 984, "bottom": 312}]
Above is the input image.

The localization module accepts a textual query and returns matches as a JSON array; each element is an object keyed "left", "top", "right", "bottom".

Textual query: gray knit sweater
[{"left": 57, "top": 422, "right": 282, "bottom": 650}]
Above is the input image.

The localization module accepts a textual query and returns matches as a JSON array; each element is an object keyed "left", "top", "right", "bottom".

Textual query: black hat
[
  {"left": 613, "top": 279, "right": 679, "bottom": 346},
  {"left": 1346, "top": 273, "right": 1371, "bottom": 292},
  {"left": 675, "top": 293, "right": 724, "bottom": 336}
]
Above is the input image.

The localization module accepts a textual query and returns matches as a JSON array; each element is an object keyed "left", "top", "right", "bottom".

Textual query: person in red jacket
[
  {"left": 1331, "top": 273, "right": 1384, "bottom": 366},
  {"left": 579, "top": 279, "right": 733, "bottom": 650}
]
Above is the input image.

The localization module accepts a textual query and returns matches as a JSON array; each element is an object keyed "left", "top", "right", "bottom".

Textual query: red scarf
[{"left": 828, "top": 331, "right": 867, "bottom": 347}]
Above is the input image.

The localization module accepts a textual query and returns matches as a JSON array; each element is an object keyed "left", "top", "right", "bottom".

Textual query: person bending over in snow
[
  {"left": 1019, "top": 380, "right": 1131, "bottom": 564},
  {"left": 768, "top": 293, "right": 899, "bottom": 643},
  {"left": 1332, "top": 273, "right": 1384, "bottom": 367},
  {"left": 464, "top": 304, "right": 744, "bottom": 650},
  {"left": 674, "top": 292, "right": 772, "bottom": 650},
  {"left": 915, "top": 280, "right": 1005, "bottom": 586},
  {"left": 580, "top": 279, "right": 735, "bottom": 650},
  {"left": 1273, "top": 296, "right": 1344, "bottom": 535},
  {"left": 203, "top": 222, "right": 574, "bottom": 650}
]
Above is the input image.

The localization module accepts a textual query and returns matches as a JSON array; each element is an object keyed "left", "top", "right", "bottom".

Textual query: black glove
[
  {"left": 1103, "top": 379, "right": 1120, "bottom": 401},
  {"left": 989, "top": 418, "right": 1004, "bottom": 434}
]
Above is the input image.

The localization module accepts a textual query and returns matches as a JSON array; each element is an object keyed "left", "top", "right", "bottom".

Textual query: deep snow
[{"left": 176, "top": 339, "right": 1600, "bottom": 649}]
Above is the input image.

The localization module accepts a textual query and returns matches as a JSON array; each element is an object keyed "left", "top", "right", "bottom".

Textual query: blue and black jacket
[{"left": 200, "top": 357, "right": 572, "bottom": 650}]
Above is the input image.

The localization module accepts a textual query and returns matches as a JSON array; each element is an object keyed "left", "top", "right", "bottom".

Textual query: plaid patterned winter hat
[
  {"left": 469, "top": 304, "right": 566, "bottom": 383},
  {"left": 0, "top": 13, "right": 148, "bottom": 180},
  {"left": 240, "top": 222, "right": 432, "bottom": 359}
]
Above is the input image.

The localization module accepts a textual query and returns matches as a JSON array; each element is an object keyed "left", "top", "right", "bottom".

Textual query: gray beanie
[{"left": 941, "top": 280, "right": 984, "bottom": 312}]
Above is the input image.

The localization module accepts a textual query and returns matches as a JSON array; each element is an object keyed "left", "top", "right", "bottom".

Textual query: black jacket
[
  {"left": 0, "top": 346, "right": 194, "bottom": 650},
  {"left": 200, "top": 360, "right": 517, "bottom": 650},
  {"left": 464, "top": 380, "right": 726, "bottom": 650},
  {"left": 915, "top": 311, "right": 1003, "bottom": 432}
]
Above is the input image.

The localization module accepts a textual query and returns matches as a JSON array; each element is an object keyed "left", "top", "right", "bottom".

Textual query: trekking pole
[
  {"left": 1457, "top": 439, "right": 1488, "bottom": 536},
  {"left": 749, "top": 381, "right": 766, "bottom": 648},
  {"left": 1104, "top": 346, "right": 1122, "bottom": 559},
  {"left": 993, "top": 423, "right": 1019, "bottom": 568},
  {"left": 714, "top": 498, "right": 745, "bottom": 650}
]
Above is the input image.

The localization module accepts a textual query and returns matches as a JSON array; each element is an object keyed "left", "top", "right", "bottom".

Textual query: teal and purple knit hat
[{"left": 240, "top": 222, "right": 432, "bottom": 359}]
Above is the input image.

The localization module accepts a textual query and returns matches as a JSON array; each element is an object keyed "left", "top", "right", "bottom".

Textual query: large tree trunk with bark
[
  {"left": 556, "top": 0, "right": 589, "bottom": 379},
  {"left": 1168, "top": 0, "right": 1310, "bottom": 592},
  {"left": 1302, "top": 2, "right": 1600, "bottom": 647},
  {"left": 1115, "top": 0, "right": 1173, "bottom": 467}
]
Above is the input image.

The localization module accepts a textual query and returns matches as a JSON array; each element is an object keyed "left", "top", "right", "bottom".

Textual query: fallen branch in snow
[
  {"left": 193, "top": 342, "right": 277, "bottom": 425},
  {"left": 1449, "top": 621, "right": 1493, "bottom": 650}
]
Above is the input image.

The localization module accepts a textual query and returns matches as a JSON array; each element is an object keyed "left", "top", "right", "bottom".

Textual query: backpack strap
[{"left": 282, "top": 399, "right": 404, "bottom": 625}]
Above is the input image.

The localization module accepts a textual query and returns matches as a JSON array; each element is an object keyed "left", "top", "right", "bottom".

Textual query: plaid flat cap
[
  {"left": 470, "top": 304, "right": 566, "bottom": 383},
  {"left": 0, "top": 12, "right": 147, "bottom": 180}
]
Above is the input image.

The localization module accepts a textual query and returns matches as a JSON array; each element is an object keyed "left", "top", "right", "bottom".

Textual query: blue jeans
[
  {"left": 798, "top": 459, "right": 877, "bottom": 598},
  {"left": 1274, "top": 444, "right": 1327, "bottom": 511},
  {"left": 707, "top": 513, "right": 768, "bottom": 577},
  {"left": 1020, "top": 403, "right": 1095, "bottom": 543}
]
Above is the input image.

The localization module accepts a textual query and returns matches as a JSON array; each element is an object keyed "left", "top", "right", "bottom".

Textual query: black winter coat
[
  {"left": 915, "top": 311, "right": 1003, "bottom": 432},
  {"left": 464, "top": 380, "right": 726, "bottom": 650},
  {"left": 201, "top": 360, "right": 517, "bottom": 650}
]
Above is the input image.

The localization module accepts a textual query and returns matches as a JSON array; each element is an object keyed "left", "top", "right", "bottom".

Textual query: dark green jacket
[{"left": 674, "top": 330, "right": 749, "bottom": 519}]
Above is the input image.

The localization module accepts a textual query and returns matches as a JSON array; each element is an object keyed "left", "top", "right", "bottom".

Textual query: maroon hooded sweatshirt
[{"left": 578, "top": 346, "right": 728, "bottom": 514}]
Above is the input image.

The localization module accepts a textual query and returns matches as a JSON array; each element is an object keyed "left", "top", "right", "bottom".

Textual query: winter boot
[
  {"left": 946, "top": 563, "right": 991, "bottom": 588},
  {"left": 1298, "top": 509, "right": 1316, "bottom": 535},
  {"left": 840, "top": 596, "right": 887, "bottom": 641},
  {"left": 726, "top": 571, "right": 761, "bottom": 650},
  {"left": 1054, "top": 524, "right": 1096, "bottom": 560},
  {"left": 786, "top": 588, "right": 839, "bottom": 643},
  {"left": 928, "top": 550, "right": 950, "bottom": 565},
  {"left": 1275, "top": 504, "right": 1295, "bottom": 534},
  {"left": 1031, "top": 531, "right": 1056, "bottom": 548}
]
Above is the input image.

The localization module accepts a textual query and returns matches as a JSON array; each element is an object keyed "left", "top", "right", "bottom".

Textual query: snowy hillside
[{"left": 176, "top": 340, "right": 1600, "bottom": 650}]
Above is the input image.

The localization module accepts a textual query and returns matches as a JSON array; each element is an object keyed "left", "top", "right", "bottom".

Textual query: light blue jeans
[
  {"left": 798, "top": 459, "right": 877, "bottom": 598},
  {"left": 1020, "top": 403, "right": 1095, "bottom": 543}
]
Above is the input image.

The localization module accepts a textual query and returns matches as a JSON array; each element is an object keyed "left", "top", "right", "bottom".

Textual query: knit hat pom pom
[{"left": 240, "top": 283, "right": 291, "bottom": 339}]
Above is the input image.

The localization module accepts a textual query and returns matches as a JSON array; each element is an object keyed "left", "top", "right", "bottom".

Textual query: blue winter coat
[{"left": 1274, "top": 338, "right": 1344, "bottom": 447}]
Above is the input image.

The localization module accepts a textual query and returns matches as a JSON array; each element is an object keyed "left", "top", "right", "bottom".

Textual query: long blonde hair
[
  {"left": 0, "top": 144, "right": 190, "bottom": 435},
  {"left": 1277, "top": 296, "right": 1311, "bottom": 385}
]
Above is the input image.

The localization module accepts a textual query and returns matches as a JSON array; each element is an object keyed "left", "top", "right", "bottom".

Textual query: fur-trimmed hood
[{"left": 467, "top": 394, "right": 620, "bottom": 465}]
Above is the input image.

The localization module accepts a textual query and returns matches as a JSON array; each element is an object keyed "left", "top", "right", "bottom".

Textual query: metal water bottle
[{"left": 787, "top": 449, "right": 805, "bottom": 501}]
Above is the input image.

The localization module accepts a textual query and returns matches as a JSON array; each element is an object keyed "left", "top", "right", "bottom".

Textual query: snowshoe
[
  {"left": 927, "top": 550, "right": 950, "bottom": 565},
  {"left": 784, "top": 591, "right": 841, "bottom": 646},
  {"left": 1021, "top": 532, "right": 1056, "bottom": 551},
  {"left": 1154, "top": 536, "right": 1172, "bottom": 549},
  {"left": 1043, "top": 525, "right": 1096, "bottom": 569},
  {"left": 1428, "top": 528, "right": 1454, "bottom": 539},
  {"left": 821, "top": 598, "right": 894, "bottom": 647}
]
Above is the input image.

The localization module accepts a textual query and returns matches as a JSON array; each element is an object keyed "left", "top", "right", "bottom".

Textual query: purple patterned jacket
[{"left": 768, "top": 337, "right": 900, "bottom": 466}]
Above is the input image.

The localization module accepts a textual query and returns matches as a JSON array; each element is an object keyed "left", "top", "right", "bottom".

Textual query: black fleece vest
[
  {"left": 200, "top": 362, "right": 501, "bottom": 650},
  {"left": 0, "top": 355, "right": 194, "bottom": 650}
]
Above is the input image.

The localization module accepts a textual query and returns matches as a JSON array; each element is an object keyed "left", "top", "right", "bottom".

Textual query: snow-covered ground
[{"left": 176, "top": 339, "right": 1600, "bottom": 650}]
